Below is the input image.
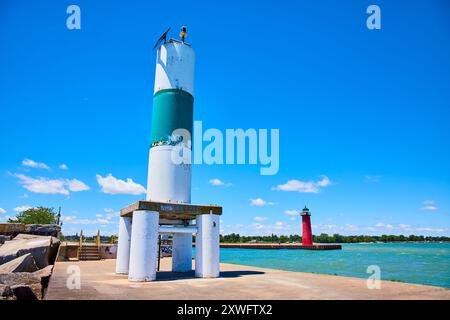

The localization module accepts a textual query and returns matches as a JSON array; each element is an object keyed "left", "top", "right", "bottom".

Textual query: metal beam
[{"left": 158, "top": 225, "right": 197, "bottom": 234}]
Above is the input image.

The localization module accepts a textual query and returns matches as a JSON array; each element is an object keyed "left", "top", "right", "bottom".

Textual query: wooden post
[
  {"left": 96, "top": 230, "right": 100, "bottom": 247},
  {"left": 79, "top": 229, "right": 83, "bottom": 247},
  {"left": 96, "top": 230, "right": 101, "bottom": 259},
  {"left": 78, "top": 230, "right": 83, "bottom": 260}
]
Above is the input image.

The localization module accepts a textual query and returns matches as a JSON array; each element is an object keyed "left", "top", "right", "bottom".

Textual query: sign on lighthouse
[{"left": 115, "top": 27, "right": 222, "bottom": 282}]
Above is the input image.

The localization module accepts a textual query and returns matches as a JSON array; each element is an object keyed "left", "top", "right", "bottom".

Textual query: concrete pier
[{"left": 45, "top": 258, "right": 450, "bottom": 300}]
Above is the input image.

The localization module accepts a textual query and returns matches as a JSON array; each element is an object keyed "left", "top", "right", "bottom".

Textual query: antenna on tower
[{"left": 153, "top": 27, "right": 170, "bottom": 50}]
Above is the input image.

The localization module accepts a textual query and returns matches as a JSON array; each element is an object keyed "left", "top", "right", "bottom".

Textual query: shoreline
[{"left": 219, "top": 243, "right": 341, "bottom": 250}]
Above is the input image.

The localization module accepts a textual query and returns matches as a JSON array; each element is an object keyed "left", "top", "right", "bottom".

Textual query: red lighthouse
[{"left": 301, "top": 206, "right": 313, "bottom": 246}]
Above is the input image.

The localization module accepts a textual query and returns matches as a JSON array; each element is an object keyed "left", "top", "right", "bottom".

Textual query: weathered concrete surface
[
  {"left": 0, "top": 234, "right": 60, "bottom": 268},
  {"left": 0, "top": 253, "right": 39, "bottom": 273},
  {"left": 45, "top": 258, "right": 450, "bottom": 300},
  {"left": 0, "top": 273, "right": 42, "bottom": 299},
  {"left": 0, "top": 223, "right": 25, "bottom": 236}
]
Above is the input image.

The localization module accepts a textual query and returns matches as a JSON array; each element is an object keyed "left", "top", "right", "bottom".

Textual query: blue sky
[{"left": 1, "top": 0, "right": 449, "bottom": 236}]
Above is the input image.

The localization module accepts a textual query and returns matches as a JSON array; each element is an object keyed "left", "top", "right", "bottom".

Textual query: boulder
[
  {"left": 0, "top": 253, "right": 39, "bottom": 273},
  {"left": 32, "top": 265, "right": 54, "bottom": 287},
  {"left": 0, "top": 234, "right": 60, "bottom": 268},
  {"left": 24, "top": 224, "right": 61, "bottom": 237},
  {"left": 0, "top": 284, "right": 14, "bottom": 300},
  {"left": 0, "top": 273, "right": 42, "bottom": 300},
  {"left": 11, "top": 285, "right": 39, "bottom": 300},
  {"left": 0, "top": 235, "right": 10, "bottom": 245},
  {"left": 0, "top": 223, "right": 25, "bottom": 237}
]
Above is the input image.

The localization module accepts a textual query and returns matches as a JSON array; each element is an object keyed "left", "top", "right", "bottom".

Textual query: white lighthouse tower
[
  {"left": 146, "top": 26, "right": 195, "bottom": 274},
  {"left": 115, "top": 27, "right": 222, "bottom": 282}
]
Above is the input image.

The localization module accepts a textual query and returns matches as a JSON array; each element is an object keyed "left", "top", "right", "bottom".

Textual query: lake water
[{"left": 218, "top": 243, "right": 450, "bottom": 288}]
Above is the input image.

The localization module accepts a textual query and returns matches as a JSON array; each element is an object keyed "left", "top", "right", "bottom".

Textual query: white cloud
[
  {"left": 284, "top": 209, "right": 300, "bottom": 216},
  {"left": 13, "top": 205, "right": 32, "bottom": 212},
  {"left": 61, "top": 215, "right": 115, "bottom": 225},
  {"left": 0, "top": 208, "right": 6, "bottom": 214},
  {"left": 421, "top": 206, "right": 438, "bottom": 211},
  {"left": 374, "top": 222, "right": 394, "bottom": 229},
  {"left": 313, "top": 223, "right": 339, "bottom": 232},
  {"left": 274, "top": 221, "right": 286, "bottom": 229},
  {"left": 67, "top": 179, "right": 90, "bottom": 192},
  {"left": 365, "top": 175, "right": 382, "bottom": 182},
  {"left": 104, "top": 208, "right": 114, "bottom": 213},
  {"left": 22, "top": 158, "right": 50, "bottom": 170},
  {"left": 344, "top": 224, "right": 359, "bottom": 231},
  {"left": 253, "top": 216, "right": 267, "bottom": 222},
  {"left": 61, "top": 215, "right": 77, "bottom": 223},
  {"left": 420, "top": 201, "right": 438, "bottom": 211},
  {"left": 251, "top": 223, "right": 265, "bottom": 229},
  {"left": 96, "top": 174, "right": 146, "bottom": 195},
  {"left": 14, "top": 173, "right": 89, "bottom": 195},
  {"left": 240, "top": 221, "right": 295, "bottom": 235},
  {"left": 311, "top": 222, "right": 449, "bottom": 235},
  {"left": 96, "top": 218, "right": 111, "bottom": 225},
  {"left": 414, "top": 227, "right": 448, "bottom": 233},
  {"left": 273, "top": 175, "right": 331, "bottom": 193},
  {"left": 15, "top": 174, "right": 67, "bottom": 195},
  {"left": 249, "top": 198, "right": 274, "bottom": 206},
  {"left": 96, "top": 214, "right": 103, "bottom": 218},
  {"left": 105, "top": 211, "right": 119, "bottom": 220},
  {"left": 208, "top": 178, "right": 232, "bottom": 187},
  {"left": 395, "top": 223, "right": 447, "bottom": 234},
  {"left": 59, "top": 164, "right": 68, "bottom": 170},
  {"left": 209, "top": 178, "right": 224, "bottom": 186}
]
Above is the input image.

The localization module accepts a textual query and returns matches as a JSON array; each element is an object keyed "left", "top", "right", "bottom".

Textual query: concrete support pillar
[
  {"left": 172, "top": 232, "right": 193, "bottom": 272},
  {"left": 115, "top": 216, "right": 132, "bottom": 274},
  {"left": 128, "top": 210, "right": 159, "bottom": 282},
  {"left": 195, "top": 213, "right": 220, "bottom": 278}
]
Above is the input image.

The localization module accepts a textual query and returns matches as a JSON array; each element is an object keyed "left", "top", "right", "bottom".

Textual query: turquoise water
[{"left": 218, "top": 243, "right": 450, "bottom": 288}]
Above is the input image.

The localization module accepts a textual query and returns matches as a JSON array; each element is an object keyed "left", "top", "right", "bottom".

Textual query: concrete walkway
[{"left": 45, "top": 258, "right": 450, "bottom": 300}]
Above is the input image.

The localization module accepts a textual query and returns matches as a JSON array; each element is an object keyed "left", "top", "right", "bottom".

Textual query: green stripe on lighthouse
[{"left": 150, "top": 89, "right": 194, "bottom": 147}]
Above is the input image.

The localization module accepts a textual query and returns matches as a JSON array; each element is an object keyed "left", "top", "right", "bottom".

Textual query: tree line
[
  {"left": 220, "top": 233, "right": 450, "bottom": 243},
  {"left": 8, "top": 207, "right": 448, "bottom": 244}
]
